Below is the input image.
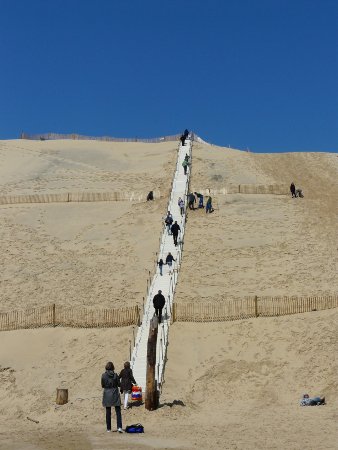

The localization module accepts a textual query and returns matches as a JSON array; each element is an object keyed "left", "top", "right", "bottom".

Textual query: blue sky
[{"left": 0, "top": 0, "right": 337, "bottom": 152}]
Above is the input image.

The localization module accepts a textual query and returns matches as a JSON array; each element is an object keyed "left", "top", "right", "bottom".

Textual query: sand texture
[{"left": 0, "top": 139, "right": 337, "bottom": 449}]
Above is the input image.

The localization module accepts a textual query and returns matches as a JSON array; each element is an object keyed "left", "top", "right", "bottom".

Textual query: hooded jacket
[
  {"left": 119, "top": 368, "right": 136, "bottom": 392},
  {"left": 101, "top": 370, "right": 121, "bottom": 407}
]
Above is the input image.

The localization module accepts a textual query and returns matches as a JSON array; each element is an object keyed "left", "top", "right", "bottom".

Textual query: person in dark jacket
[
  {"left": 153, "top": 290, "right": 166, "bottom": 323},
  {"left": 147, "top": 191, "right": 154, "bottom": 201},
  {"left": 165, "top": 211, "right": 173, "bottom": 234},
  {"left": 171, "top": 221, "right": 181, "bottom": 246},
  {"left": 183, "top": 129, "right": 189, "bottom": 139},
  {"left": 188, "top": 192, "right": 196, "bottom": 210},
  {"left": 101, "top": 361, "right": 123, "bottom": 433},
  {"left": 180, "top": 134, "right": 186, "bottom": 146},
  {"left": 165, "top": 252, "right": 176, "bottom": 273},
  {"left": 119, "top": 361, "right": 137, "bottom": 410},
  {"left": 290, "top": 182, "right": 296, "bottom": 198},
  {"left": 206, "top": 196, "right": 214, "bottom": 213}
]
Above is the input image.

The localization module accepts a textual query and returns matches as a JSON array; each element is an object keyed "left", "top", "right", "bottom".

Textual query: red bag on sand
[{"left": 131, "top": 385, "right": 142, "bottom": 402}]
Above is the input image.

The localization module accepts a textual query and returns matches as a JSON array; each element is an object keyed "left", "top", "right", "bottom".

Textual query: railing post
[
  {"left": 254, "top": 296, "right": 258, "bottom": 317},
  {"left": 52, "top": 303, "right": 56, "bottom": 327}
]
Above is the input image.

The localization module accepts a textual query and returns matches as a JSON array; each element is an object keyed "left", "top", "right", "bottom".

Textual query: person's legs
[
  {"left": 155, "top": 307, "right": 159, "bottom": 318},
  {"left": 124, "top": 392, "right": 129, "bottom": 409},
  {"left": 158, "top": 307, "right": 163, "bottom": 323},
  {"left": 115, "top": 406, "right": 122, "bottom": 430},
  {"left": 184, "top": 166, "right": 187, "bottom": 175},
  {"left": 106, "top": 407, "right": 112, "bottom": 431},
  {"left": 173, "top": 234, "right": 177, "bottom": 245},
  {"left": 159, "top": 265, "right": 163, "bottom": 276}
]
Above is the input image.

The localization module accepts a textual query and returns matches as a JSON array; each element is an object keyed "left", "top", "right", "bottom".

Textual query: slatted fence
[
  {"left": 173, "top": 295, "right": 338, "bottom": 322},
  {"left": 0, "top": 304, "right": 140, "bottom": 331},
  {"left": 0, "top": 190, "right": 164, "bottom": 206}
]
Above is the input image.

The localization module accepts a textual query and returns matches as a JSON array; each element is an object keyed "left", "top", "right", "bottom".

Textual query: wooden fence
[
  {"left": 20, "top": 131, "right": 185, "bottom": 143},
  {"left": 199, "top": 184, "right": 289, "bottom": 196},
  {"left": 172, "top": 295, "right": 338, "bottom": 323},
  {"left": 0, "top": 190, "right": 164, "bottom": 206},
  {"left": 0, "top": 304, "right": 141, "bottom": 331}
]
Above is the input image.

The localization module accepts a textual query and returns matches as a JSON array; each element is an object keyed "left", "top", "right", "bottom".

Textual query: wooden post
[
  {"left": 52, "top": 304, "right": 56, "bottom": 327},
  {"left": 145, "top": 316, "right": 159, "bottom": 411},
  {"left": 56, "top": 388, "right": 68, "bottom": 405},
  {"left": 254, "top": 296, "right": 258, "bottom": 317}
]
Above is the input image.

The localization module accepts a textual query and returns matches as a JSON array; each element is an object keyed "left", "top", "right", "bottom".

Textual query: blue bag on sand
[{"left": 125, "top": 424, "right": 144, "bottom": 433}]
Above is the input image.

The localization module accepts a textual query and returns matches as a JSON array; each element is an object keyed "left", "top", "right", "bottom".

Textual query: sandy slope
[
  {"left": 175, "top": 143, "right": 338, "bottom": 302},
  {"left": 0, "top": 139, "right": 177, "bottom": 195},
  {"left": 0, "top": 311, "right": 337, "bottom": 450},
  {"left": 0, "top": 139, "right": 337, "bottom": 449},
  {"left": 0, "top": 139, "right": 177, "bottom": 311}
]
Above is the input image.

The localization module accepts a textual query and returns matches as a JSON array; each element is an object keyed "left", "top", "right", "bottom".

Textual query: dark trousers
[
  {"left": 106, "top": 406, "right": 122, "bottom": 430},
  {"left": 173, "top": 233, "right": 178, "bottom": 246},
  {"left": 184, "top": 165, "right": 187, "bottom": 175},
  {"left": 155, "top": 307, "right": 163, "bottom": 323}
]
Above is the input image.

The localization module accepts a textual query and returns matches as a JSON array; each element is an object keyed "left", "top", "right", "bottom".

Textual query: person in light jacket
[
  {"left": 119, "top": 361, "right": 137, "bottom": 410},
  {"left": 101, "top": 361, "right": 123, "bottom": 433}
]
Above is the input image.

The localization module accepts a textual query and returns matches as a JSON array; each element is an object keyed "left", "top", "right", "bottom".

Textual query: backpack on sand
[{"left": 125, "top": 423, "right": 144, "bottom": 433}]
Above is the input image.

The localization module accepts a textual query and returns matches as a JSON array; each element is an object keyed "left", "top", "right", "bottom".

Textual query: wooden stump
[
  {"left": 145, "top": 316, "right": 159, "bottom": 411},
  {"left": 56, "top": 388, "right": 68, "bottom": 405}
]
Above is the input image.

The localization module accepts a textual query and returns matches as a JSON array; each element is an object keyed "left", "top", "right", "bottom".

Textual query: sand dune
[{"left": 0, "top": 139, "right": 337, "bottom": 449}]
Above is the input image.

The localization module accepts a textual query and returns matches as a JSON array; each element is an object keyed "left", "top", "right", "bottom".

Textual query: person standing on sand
[
  {"left": 187, "top": 192, "right": 196, "bottom": 210},
  {"left": 206, "top": 196, "right": 214, "bottom": 213},
  {"left": 119, "top": 362, "right": 137, "bottom": 410},
  {"left": 171, "top": 221, "right": 181, "bottom": 246},
  {"left": 101, "top": 362, "right": 123, "bottom": 433},
  {"left": 153, "top": 290, "right": 166, "bottom": 323},
  {"left": 290, "top": 182, "right": 296, "bottom": 198}
]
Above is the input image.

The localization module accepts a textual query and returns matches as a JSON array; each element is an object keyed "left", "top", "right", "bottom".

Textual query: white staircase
[{"left": 131, "top": 138, "right": 192, "bottom": 392}]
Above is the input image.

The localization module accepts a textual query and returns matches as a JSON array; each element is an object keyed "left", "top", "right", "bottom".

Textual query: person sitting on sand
[
  {"left": 146, "top": 191, "right": 154, "bottom": 201},
  {"left": 300, "top": 394, "right": 325, "bottom": 406},
  {"left": 295, "top": 188, "right": 304, "bottom": 198},
  {"left": 119, "top": 362, "right": 137, "bottom": 410}
]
